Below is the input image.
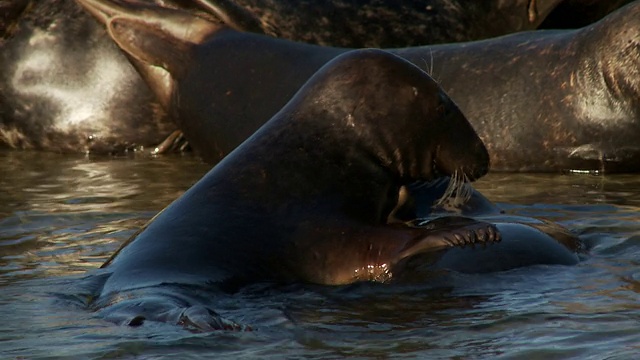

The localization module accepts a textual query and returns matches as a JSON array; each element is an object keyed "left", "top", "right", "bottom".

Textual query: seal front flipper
[
  {"left": 313, "top": 217, "right": 501, "bottom": 285},
  {"left": 432, "top": 222, "right": 582, "bottom": 273},
  {"left": 76, "top": 0, "right": 221, "bottom": 41},
  {"left": 398, "top": 216, "right": 501, "bottom": 257}
]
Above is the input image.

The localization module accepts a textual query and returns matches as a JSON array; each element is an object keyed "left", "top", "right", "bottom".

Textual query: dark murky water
[{"left": 1, "top": 149, "right": 640, "bottom": 359}]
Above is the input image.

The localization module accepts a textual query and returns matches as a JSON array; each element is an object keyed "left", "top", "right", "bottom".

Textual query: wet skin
[
  {"left": 0, "top": 0, "right": 566, "bottom": 153},
  {"left": 406, "top": 178, "right": 583, "bottom": 274},
  {"left": 85, "top": 49, "right": 498, "bottom": 330},
  {"left": 78, "top": 0, "right": 640, "bottom": 172}
]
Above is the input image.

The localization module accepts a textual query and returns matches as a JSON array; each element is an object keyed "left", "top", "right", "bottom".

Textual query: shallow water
[{"left": 1, "top": 149, "right": 640, "bottom": 359}]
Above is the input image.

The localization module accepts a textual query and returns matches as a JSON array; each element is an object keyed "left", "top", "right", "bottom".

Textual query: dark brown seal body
[
  {"left": 404, "top": 178, "right": 582, "bottom": 273},
  {"left": 1, "top": 0, "right": 562, "bottom": 153},
  {"left": 403, "top": 3, "right": 640, "bottom": 173},
  {"left": 86, "top": 49, "right": 497, "bottom": 330},
  {"left": 87, "top": 0, "right": 640, "bottom": 172}
]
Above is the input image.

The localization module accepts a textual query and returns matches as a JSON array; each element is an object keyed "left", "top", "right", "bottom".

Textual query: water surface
[{"left": 1, "top": 149, "right": 639, "bottom": 359}]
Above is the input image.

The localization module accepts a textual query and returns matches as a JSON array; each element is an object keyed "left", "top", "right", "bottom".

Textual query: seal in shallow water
[
  {"left": 83, "top": 0, "right": 640, "bottom": 172},
  {"left": 405, "top": 178, "right": 583, "bottom": 274},
  {"left": 86, "top": 49, "right": 498, "bottom": 330}
]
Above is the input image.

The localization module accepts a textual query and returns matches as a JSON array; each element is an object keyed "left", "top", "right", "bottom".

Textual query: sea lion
[
  {"left": 80, "top": 0, "right": 640, "bottom": 172},
  {"left": 0, "top": 0, "right": 566, "bottom": 153},
  {"left": 83, "top": 49, "right": 499, "bottom": 330}
]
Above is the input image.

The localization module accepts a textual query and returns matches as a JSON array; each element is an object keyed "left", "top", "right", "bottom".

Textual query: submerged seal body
[
  {"left": 84, "top": 0, "right": 640, "bottom": 172},
  {"left": 86, "top": 49, "right": 498, "bottom": 330}
]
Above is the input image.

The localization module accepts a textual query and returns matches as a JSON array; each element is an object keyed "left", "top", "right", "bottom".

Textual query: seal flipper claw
[{"left": 398, "top": 216, "right": 500, "bottom": 259}]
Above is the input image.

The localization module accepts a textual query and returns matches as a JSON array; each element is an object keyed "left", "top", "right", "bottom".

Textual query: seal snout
[
  {"left": 431, "top": 97, "right": 490, "bottom": 182},
  {"left": 443, "top": 141, "right": 490, "bottom": 182},
  {"left": 462, "top": 141, "right": 491, "bottom": 181}
]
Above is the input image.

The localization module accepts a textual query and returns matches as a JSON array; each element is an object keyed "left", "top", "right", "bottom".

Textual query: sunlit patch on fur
[{"left": 11, "top": 28, "right": 131, "bottom": 134}]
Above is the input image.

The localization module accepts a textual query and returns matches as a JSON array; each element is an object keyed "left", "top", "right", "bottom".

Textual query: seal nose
[
  {"left": 433, "top": 97, "right": 490, "bottom": 181},
  {"left": 464, "top": 141, "right": 490, "bottom": 181},
  {"left": 434, "top": 141, "right": 489, "bottom": 181}
]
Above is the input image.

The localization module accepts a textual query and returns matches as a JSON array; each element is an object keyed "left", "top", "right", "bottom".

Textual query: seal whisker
[{"left": 432, "top": 171, "right": 474, "bottom": 210}]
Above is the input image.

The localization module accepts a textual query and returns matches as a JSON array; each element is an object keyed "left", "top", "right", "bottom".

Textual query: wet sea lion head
[{"left": 285, "top": 48, "right": 490, "bottom": 183}]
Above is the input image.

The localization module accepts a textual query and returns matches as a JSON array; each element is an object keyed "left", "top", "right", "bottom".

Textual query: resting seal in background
[
  {"left": 0, "top": 0, "right": 566, "bottom": 153},
  {"left": 80, "top": 0, "right": 640, "bottom": 172},
  {"left": 189, "top": 0, "right": 562, "bottom": 47}
]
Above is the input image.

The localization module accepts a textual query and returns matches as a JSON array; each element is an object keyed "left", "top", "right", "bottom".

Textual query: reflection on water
[
  {"left": 0, "top": 150, "right": 210, "bottom": 283},
  {"left": 1, "top": 149, "right": 640, "bottom": 359}
]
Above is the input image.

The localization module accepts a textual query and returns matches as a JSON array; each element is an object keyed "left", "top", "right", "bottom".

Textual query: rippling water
[{"left": 1, "top": 149, "right": 639, "bottom": 359}]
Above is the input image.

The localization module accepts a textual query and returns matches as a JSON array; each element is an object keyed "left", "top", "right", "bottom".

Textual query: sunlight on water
[{"left": 1, "top": 150, "right": 640, "bottom": 359}]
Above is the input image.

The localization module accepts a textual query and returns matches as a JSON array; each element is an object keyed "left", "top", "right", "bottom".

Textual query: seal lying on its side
[
  {"left": 81, "top": 0, "right": 640, "bottom": 172},
  {"left": 85, "top": 49, "right": 499, "bottom": 331},
  {"left": 405, "top": 178, "right": 583, "bottom": 274},
  {"left": 0, "top": 0, "right": 564, "bottom": 153}
]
